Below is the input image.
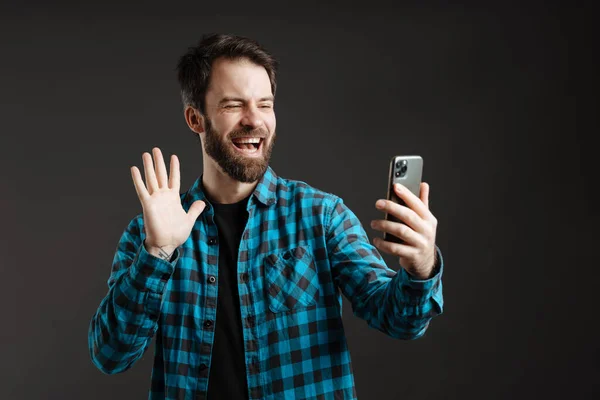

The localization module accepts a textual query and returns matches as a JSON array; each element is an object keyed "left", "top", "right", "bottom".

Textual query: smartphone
[{"left": 383, "top": 155, "right": 423, "bottom": 244}]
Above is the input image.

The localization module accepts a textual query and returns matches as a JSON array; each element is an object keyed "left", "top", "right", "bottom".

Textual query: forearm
[
  {"left": 88, "top": 241, "right": 177, "bottom": 374},
  {"left": 350, "top": 276, "right": 442, "bottom": 340},
  {"left": 354, "top": 245, "right": 444, "bottom": 339},
  {"left": 88, "top": 274, "right": 159, "bottom": 374}
]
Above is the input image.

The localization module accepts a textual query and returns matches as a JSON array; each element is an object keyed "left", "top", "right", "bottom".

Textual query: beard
[{"left": 202, "top": 117, "right": 276, "bottom": 183}]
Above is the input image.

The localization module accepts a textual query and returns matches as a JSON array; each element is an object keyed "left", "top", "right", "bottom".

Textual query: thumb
[{"left": 187, "top": 200, "right": 207, "bottom": 222}]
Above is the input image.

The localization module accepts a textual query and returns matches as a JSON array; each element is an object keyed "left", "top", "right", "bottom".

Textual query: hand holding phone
[{"left": 372, "top": 155, "right": 439, "bottom": 279}]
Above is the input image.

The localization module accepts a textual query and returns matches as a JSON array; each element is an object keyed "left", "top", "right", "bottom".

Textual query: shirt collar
[
  {"left": 182, "top": 165, "right": 278, "bottom": 212},
  {"left": 251, "top": 165, "right": 278, "bottom": 206}
]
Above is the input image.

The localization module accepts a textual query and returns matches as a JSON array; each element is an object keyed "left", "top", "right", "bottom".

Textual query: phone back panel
[{"left": 384, "top": 155, "right": 423, "bottom": 243}]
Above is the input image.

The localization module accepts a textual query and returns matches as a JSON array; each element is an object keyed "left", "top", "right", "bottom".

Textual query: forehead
[{"left": 207, "top": 57, "right": 272, "bottom": 100}]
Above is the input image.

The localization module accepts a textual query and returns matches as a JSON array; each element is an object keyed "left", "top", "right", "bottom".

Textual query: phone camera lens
[
  {"left": 400, "top": 165, "right": 407, "bottom": 173},
  {"left": 396, "top": 160, "right": 408, "bottom": 169}
]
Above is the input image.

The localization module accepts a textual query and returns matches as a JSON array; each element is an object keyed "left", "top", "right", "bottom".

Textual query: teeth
[{"left": 233, "top": 137, "right": 261, "bottom": 144}]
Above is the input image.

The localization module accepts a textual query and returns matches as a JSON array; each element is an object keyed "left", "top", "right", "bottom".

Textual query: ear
[{"left": 184, "top": 106, "right": 205, "bottom": 135}]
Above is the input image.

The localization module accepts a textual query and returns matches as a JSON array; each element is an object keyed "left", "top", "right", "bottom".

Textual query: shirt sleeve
[
  {"left": 326, "top": 196, "right": 444, "bottom": 340},
  {"left": 88, "top": 215, "right": 180, "bottom": 374}
]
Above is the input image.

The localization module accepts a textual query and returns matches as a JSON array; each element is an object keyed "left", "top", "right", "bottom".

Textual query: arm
[
  {"left": 88, "top": 216, "right": 180, "bottom": 374},
  {"left": 326, "top": 197, "right": 444, "bottom": 340}
]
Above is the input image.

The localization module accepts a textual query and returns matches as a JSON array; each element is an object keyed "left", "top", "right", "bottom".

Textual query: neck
[{"left": 202, "top": 157, "right": 258, "bottom": 205}]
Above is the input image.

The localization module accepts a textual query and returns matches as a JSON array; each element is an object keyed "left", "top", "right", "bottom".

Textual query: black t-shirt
[{"left": 206, "top": 195, "right": 250, "bottom": 400}]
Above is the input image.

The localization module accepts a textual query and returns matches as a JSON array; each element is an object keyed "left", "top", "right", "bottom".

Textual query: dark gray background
[{"left": 3, "top": 1, "right": 597, "bottom": 399}]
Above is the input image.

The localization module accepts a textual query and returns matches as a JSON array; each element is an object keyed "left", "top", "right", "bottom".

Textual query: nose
[{"left": 240, "top": 104, "right": 265, "bottom": 130}]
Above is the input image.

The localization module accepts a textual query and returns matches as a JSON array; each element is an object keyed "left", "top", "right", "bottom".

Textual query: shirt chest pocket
[{"left": 264, "top": 245, "right": 320, "bottom": 313}]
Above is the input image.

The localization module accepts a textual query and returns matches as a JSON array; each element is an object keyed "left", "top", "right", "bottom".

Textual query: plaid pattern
[{"left": 89, "top": 166, "right": 444, "bottom": 399}]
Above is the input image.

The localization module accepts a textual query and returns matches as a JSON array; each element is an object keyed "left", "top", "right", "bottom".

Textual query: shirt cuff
[{"left": 128, "top": 240, "right": 179, "bottom": 293}]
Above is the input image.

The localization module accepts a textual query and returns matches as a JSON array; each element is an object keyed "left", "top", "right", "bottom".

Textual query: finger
[
  {"left": 169, "top": 154, "right": 180, "bottom": 192},
  {"left": 376, "top": 200, "right": 428, "bottom": 235},
  {"left": 420, "top": 182, "right": 429, "bottom": 209},
  {"left": 153, "top": 147, "right": 168, "bottom": 188},
  {"left": 187, "top": 200, "right": 207, "bottom": 222},
  {"left": 370, "top": 219, "right": 423, "bottom": 247},
  {"left": 393, "top": 183, "right": 425, "bottom": 218},
  {"left": 131, "top": 166, "right": 150, "bottom": 203},
  {"left": 372, "top": 237, "right": 416, "bottom": 258},
  {"left": 143, "top": 152, "right": 158, "bottom": 193},
  {"left": 393, "top": 183, "right": 429, "bottom": 220}
]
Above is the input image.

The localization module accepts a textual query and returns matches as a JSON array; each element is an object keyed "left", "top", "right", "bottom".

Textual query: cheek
[
  {"left": 268, "top": 115, "right": 276, "bottom": 133},
  {"left": 213, "top": 119, "right": 236, "bottom": 138}
]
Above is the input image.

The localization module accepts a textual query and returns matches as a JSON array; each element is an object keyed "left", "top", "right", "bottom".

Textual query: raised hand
[{"left": 130, "top": 147, "right": 206, "bottom": 259}]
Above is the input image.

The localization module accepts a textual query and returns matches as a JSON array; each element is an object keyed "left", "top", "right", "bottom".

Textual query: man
[{"left": 88, "top": 33, "right": 444, "bottom": 400}]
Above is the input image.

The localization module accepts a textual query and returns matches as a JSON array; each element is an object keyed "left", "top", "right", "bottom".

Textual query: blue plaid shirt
[{"left": 89, "top": 166, "right": 444, "bottom": 399}]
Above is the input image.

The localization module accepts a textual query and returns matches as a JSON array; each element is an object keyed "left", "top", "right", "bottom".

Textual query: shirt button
[
  {"left": 207, "top": 275, "right": 216, "bottom": 284},
  {"left": 240, "top": 273, "right": 249, "bottom": 283},
  {"left": 199, "top": 363, "right": 208, "bottom": 371},
  {"left": 203, "top": 320, "right": 213, "bottom": 328},
  {"left": 208, "top": 237, "right": 217, "bottom": 245},
  {"left": 268, "top": 198, "right": 275, "bottom": 205},
  {"left": 283, "top": 252, "right": 291, "bottom": 260}
]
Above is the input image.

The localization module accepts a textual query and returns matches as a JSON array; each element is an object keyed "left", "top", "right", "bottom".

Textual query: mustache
[{"left": 228, "top": 127, "right": 269, "bottom": 140}]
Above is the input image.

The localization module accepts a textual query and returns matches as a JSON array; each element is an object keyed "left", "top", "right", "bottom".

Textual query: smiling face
[{"left": 200, "top": 57, "right": 277, "bottom": 183}]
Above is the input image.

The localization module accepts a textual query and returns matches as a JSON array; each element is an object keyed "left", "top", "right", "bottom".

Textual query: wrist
[
  {"left": 144, "top": 240, "right": 177, "bottom": 261},
  {"left": 410, "top": 256, "right": 439, "bottom": 280}
]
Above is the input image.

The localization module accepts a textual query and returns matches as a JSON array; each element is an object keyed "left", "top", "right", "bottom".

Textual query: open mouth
[{"left": 231, "top": 137, "right": 263, "bottom": 154}]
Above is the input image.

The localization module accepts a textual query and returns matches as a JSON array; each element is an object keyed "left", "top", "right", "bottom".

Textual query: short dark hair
[{"left": 176, "top": 33, "right": 278, "bottom": 115}]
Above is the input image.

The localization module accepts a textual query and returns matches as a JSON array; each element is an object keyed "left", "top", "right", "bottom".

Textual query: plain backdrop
[{"left": 3, "top": 1, "right": 597, "bottom": 399}]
